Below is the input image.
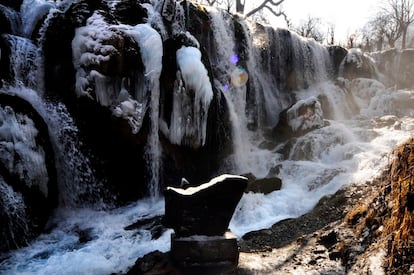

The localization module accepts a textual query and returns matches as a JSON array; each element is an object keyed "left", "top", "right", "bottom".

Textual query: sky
[{"left": 261, "top": 0, "right": 380, "bottom": 44}]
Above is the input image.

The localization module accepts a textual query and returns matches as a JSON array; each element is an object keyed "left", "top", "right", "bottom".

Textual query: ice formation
[{"left": 169, "top": 46, "right": 213, "bottom": 147}]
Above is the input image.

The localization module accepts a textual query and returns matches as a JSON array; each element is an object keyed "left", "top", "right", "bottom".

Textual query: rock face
[
  {"left": 371, "top": 48, "right": 414, "bottom": 89},
  {"left": 163, "top": 174, "right": 247, "bottom": 237}
]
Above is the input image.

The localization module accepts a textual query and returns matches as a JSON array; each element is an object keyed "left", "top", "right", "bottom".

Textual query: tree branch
[{"left": 244, "top": 0, "right": 285, "bottom": 18}]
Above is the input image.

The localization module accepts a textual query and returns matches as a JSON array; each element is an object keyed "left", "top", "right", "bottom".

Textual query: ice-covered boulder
[
  {"left": 273, "top": 96, "right": 325, "bottom": 142},
  {"left": 0, "top": 93, "right": 57, "bottom": 252},
  {"left": 339, "top": 48, "right": 378, "bottom": 80}
]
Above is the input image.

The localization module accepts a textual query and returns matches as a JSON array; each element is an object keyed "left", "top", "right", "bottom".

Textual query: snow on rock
[
  {"left": 287, "top": 96, "right": 324, "bottom": 133},
  {"left": 339, "top": 48, "right": 378, "bottom": 80},
  {"left": 72, "top": 12, "right": 163, "bottom": 134},
  {"left": 0, "top": 105, "right": 49, "bottom": 196},
  {"left": 124, "top": 23, "right": 163, "bottom": 78},
  {"left": 72, "top": 12, "right": 120, "bottom": 100}
]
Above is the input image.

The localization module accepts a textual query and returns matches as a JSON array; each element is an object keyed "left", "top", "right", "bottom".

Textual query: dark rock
[
  {"left": 0, "top": 0, "right": 22, "bottom": 11},
  {"left": 0, "top": 4, "right": 19, "bottom": 35},
  {"left": 407, "top": 191, "right": 414, "bottom": 211},
  {"left": 318, "top": 231, "right": 338, "bottom": 249},
  {"left": 327, "top": 45, "right": 348, "bottom": 77},
  {"left": 163, "top": 174, "right": 247, "bottom": 237},
  {"left": 126, "top": 250, "right": 180, "bottom": 275},
  {"left": 245, "top": 177, "right": 282, "bottom": 194},
  {"left": 0, "top": 35, "right": 12, "bottom": 86},
  {"left": 170, "top": 231, "right": 239, "bottom": 273},
  {"left": 124, "top": 215, "right": 163, "bottom": 231},
  {"left": 113, "top": 0, "right": 148, "bottom": 26},
  {"left": 127, "top": 232, "right": 239, "bottom": 274},
  {"left": 74, "top": 226, "right": 94, "bottom": 244},
  {"left": 124, "top": 215, "right": 167, "bottom": 240}
]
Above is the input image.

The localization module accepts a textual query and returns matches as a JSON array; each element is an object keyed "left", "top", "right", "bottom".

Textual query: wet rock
[
  {"left": 126, "top": 250, "right": 180, "bottom": 275},
  {"left": 163, "top": 174, "right": 247, "bottom": 237},
  {"left": 245, "top": 177, "right": 282, "bottom": 194},
  {"left": 124, "top": 215, "right": 167, "bottom": 240}
]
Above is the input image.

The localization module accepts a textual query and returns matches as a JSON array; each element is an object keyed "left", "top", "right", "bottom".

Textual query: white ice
[{"left": 169, "top": 46, "right": 213, "bottom": 147}]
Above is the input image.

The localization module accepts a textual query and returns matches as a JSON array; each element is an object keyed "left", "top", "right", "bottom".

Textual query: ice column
[
  {"left": 127, "top": 24, "right": 163, "bottom": 197},
  {"left": 171, "top": 46, "right": 213, "bottom": 148}
]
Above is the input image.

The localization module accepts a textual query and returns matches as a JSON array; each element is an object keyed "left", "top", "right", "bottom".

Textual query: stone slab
[{"left": 171, "top": 231, "right": 239, "bottom": 273}]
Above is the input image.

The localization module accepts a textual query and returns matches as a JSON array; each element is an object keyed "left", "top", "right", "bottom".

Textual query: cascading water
[
  {"left": 124, "top": 22, "right": 163, "bottom": 198},
  {"left": 1, "top": 34, "right": 39, "bottom": 88},
  {"left": 2, "top": 1, "right": 414, "bottom": 274},
  {"left": 202, "top": 8, "right": 414, "bottom": 237}
]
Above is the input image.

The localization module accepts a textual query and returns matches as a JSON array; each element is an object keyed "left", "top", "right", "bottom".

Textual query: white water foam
[
  {"left": 0, "top": 199, "right": 171, "bottom": 275},
  {"left": 229, "top": 80, "right": 414, "bottom": 237}
]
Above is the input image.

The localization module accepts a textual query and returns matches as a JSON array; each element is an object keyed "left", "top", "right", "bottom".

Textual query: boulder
[
  {"left": 163, "top": 174, "right": 247, "bottom": 237},
  {"left": 126, "top": 250, "right": 179, "bottom": 275},
  {"left": 245, "top": 177, "right": 282, "bottom": 194},
  {"left": 273, "top": 96, "right": 325, "bottom": 142},
  {"left": 170, "top": 231, "right": 239, "bottom": 273}
]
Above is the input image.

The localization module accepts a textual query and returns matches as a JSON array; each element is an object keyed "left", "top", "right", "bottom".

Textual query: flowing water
[{"left": 1, "top": 1, "right": 414, "bottom": 274}]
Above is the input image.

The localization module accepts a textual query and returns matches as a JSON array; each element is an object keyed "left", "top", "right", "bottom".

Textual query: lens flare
[
  {"left": 229, "top": 54, "right": 239, "bottom": 65},
  {"left": 231, "top": 67, "right": 248, "bottom": 87}
]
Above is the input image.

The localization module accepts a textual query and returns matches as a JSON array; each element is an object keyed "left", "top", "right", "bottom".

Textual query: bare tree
[
  {"left": 202, "top": 0, "right": 234, "bottom": 12},
  {"left": 385, "top": 0, "right": 414, "bottom": 48},
  {"left": 198, "top": 0, "right": 289, "bottom": 24},
  {"left": 293, "top": 15, "right": 325, "bottom": 43},
  {"left": 364, "top": 9, "right": 403, "bottom": 50},
  {"left": 326, "top": 22, "right": 336, "bottom": 45}
]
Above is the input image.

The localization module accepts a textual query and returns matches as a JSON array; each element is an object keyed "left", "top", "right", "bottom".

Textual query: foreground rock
[
  {"left": 170, "top": 231, "right": 239, "bottom": 273},
  {"left": 157, "top": 174, "right": 247, "bottom": 273},
  {"left": 163, "top": 174, "right": 247, "bottom": 237}
]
